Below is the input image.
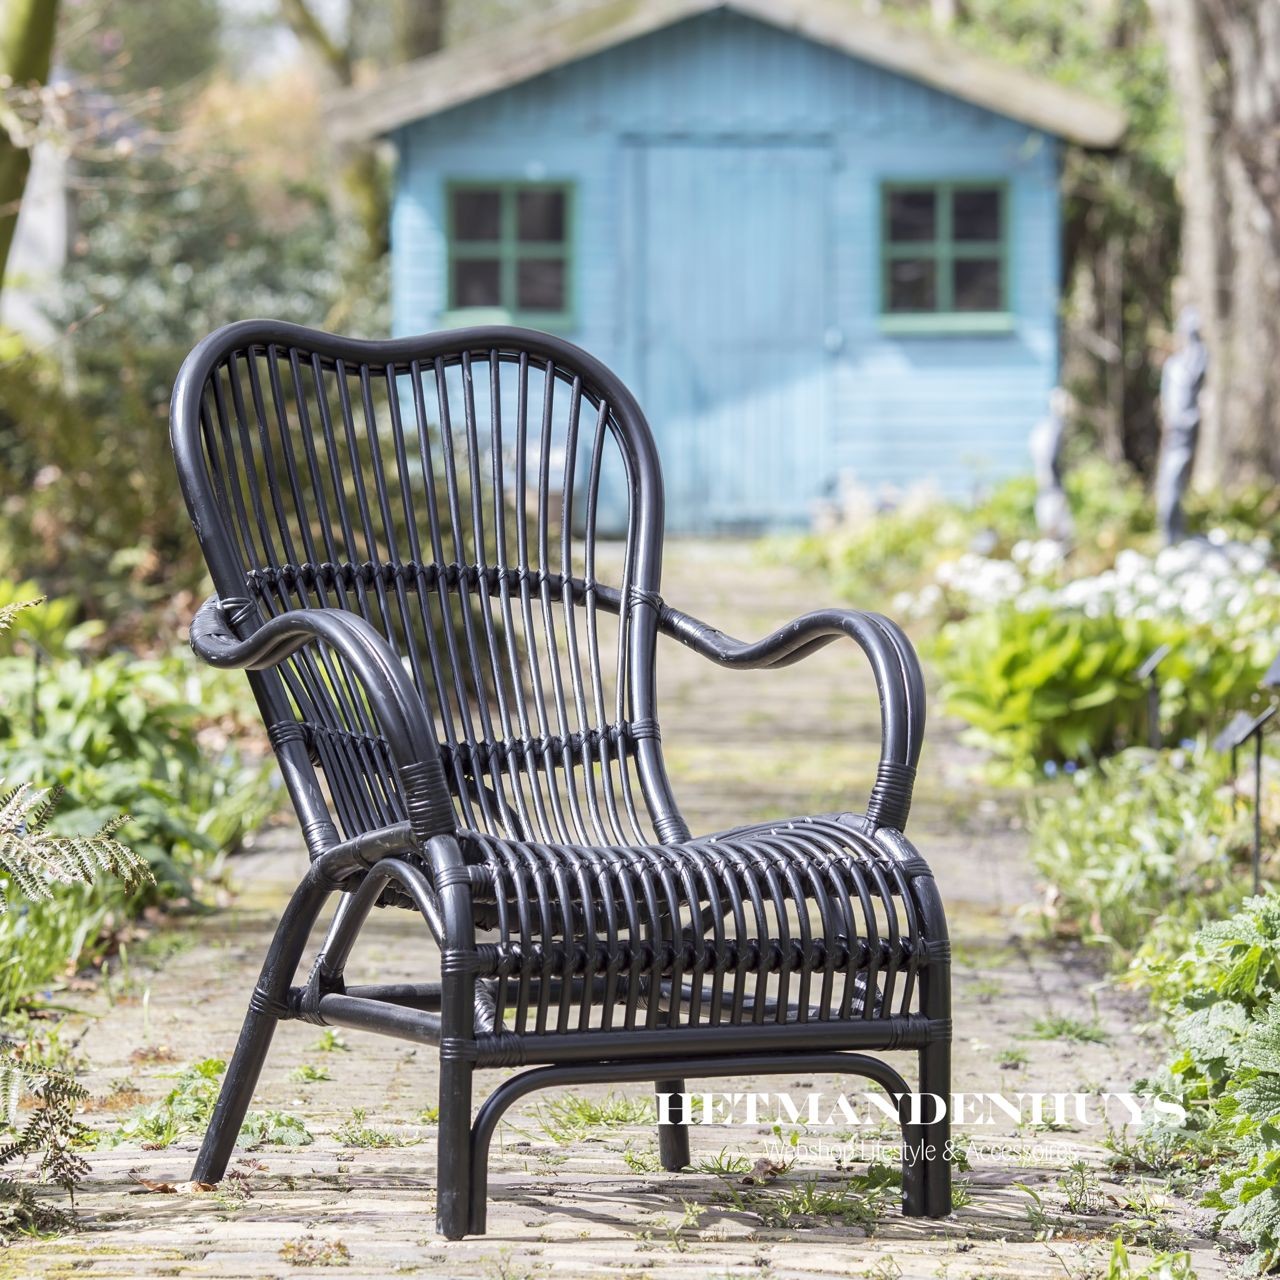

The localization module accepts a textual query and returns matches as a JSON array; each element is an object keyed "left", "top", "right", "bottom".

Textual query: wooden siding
[{"left": 390, "top": 7, "right": 1061, "bottom": 529}]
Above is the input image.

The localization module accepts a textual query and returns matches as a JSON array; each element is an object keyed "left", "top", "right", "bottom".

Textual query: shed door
[{"left": 634, "top": 140, "right": 834, "bottom": 531}]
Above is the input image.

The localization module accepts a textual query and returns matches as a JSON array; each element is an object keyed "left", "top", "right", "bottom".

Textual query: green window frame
[
  {"left": 879, "top": 181, "right": 1011, "bottom": 334},
  {"left": 445, "top": 181, "right": 574, "bottom": 328}
]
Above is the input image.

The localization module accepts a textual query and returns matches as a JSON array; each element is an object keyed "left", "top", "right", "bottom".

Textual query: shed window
[
  {"left": 447, "top": 183, "right": 572, "bottom": 323},
  {"left": 881, "top": 183, "right": 1008, "bottom": 329}
]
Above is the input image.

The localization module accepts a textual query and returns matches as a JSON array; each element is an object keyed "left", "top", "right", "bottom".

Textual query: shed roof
[{"left": 326, "top": 0, "right": 1127, "bottom": 149}]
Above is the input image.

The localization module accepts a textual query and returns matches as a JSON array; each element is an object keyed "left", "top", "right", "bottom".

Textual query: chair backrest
[{"left": 171, "top": 321, "right": 684, "bottom": 848}]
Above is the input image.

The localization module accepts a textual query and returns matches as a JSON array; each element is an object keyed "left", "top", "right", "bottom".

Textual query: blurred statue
[
  {"left": 1030, "top": 386, "right": 1074, "bottom": 544},
  {"left": 1156, "top": 306, "right": 1208, "bottom": 545}
]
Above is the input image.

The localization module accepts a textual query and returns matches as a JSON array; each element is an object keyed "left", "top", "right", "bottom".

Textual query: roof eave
[{"left": 325, "top": 0, "right": 1127, "bottom": 151}]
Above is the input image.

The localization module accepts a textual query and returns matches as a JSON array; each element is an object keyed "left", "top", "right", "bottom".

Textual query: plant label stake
[
  {"left": 1136, "top": 644, "right": 1171, "bottom": 749},
  {"left": 1214, "top": 705, "right": 1275, "bottom": 895}
]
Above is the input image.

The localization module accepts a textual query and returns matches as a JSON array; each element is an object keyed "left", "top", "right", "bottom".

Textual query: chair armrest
[
  {"left": 189, "top": 595, "right": 455, "bottom": 842},
  {"left": 657, "top": 602, "right": 925, "bottom": 831}
]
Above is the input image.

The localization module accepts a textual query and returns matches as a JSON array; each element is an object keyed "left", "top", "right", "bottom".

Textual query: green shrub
[
  {"left": 0, "top": 583, "right": 278, "bottom": 1012},
  {"left": 1030, "top": 748, "right": 1252, "bottom": 958},
  {"left": 786, "top": 459, "right": 1154, "bottom": 606},
  {"left": 1185, "top": 482, "right": 1280, "bottom": 559},
  {"left": 934, "top": 605, "right": 1267, "bottom": 778},
  {"left": 970, "top": 457, "right": 1153, "bottom": 557},
  {"left": 0, "top": 599, "right": 154, "bottom": 1238},
  {"left": 1133, "top": 897, "right": 1280, "bottom": 1269},
  {"left": 784, "top": 498, "right": 962, "bottom": 605}
]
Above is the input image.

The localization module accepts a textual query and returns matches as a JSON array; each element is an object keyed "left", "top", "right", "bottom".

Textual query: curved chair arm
[
  {"left": 189, "top": 595, "right": 456, "bottom": 843},
  {"left": 657, "top": 603, "right": 925, "bottom": 831}
]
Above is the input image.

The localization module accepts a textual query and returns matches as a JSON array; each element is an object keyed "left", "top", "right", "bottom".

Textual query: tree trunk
[
  {"left": 395, "top": 0, "right": 445, "bottom": 60},
  {"left": 0, "top": 0, "right": 59, "bottom": 291},
  {"left": 1153, "top": 0, "right": 1280, "bottom": 486},
  {"left": 280, "top": 0, "right": 444, "bottom": 260}
]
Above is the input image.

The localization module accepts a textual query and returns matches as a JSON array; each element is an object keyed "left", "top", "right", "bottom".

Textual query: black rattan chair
[{"left": 170, "top": 321, "right": 951, "bottom": 1238}]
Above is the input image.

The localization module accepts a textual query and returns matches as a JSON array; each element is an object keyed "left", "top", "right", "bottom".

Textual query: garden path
[{"left": 8, "top": 541, "right": 1231, "bottom": 1280}]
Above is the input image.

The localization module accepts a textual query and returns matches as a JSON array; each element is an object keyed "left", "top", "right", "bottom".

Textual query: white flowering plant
[
  {"left": 792, "top": 458, "right": 1157, "bottom": 608},
  {"left": 929, "top": 534, "right": 1279, "bottom": 778}
]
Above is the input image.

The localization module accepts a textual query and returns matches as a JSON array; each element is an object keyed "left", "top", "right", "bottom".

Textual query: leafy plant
[
  {"left": 1030, "top": 747, "right": 1253, "bottom": 959},
  {"left": 111, "top": 1057, "right": 225, "bottom": 1148},
  {"left": 718, "top": 1170, "right": 895, "bottom": 1231},
  {"left": 929, "top": 534, "right": 1278, "bottom": 777},
  {"left": 1029, "top": 1013, "right": 1110, "bottom": 1045},
  {"left": 239, "top": 1109, "right": 313, "bottom": 1149},
  {"left": 112, "top": 1058, "right": 312, "bottom": 1150},
  {"left": 309, "top": 1029, "right": 349, "bottom": 1054},
  {"left": 0, "top": 587, "right": 154, "bottom": 1239},
  {"left": 1104, "top": 1237, "right": 1195, "bottom": 1280},
  {"left": 533, "top": 1092, "right": 655, "bottom": 1145},
  {"left": 621, "top": 1143, "right": 662, "bottom": 1174},
  {"left": 288, "top": 1063, "right": 331, "bottom": 1084},
  {"left": 1059, "top": 1159, "right": 1104, "bottom": 1215},
  {"left": 333, "top": 1107, "right": 403, "bottom": 1149},
  {"left": 934, "top": 603, "right": 1269, "bottom": 778},
  {"left": 1134, "top": 896, "right": 1280, "bottom": 1268},
  {"left": 0, "top": 584, "right": 278, "bottom": 1013}
]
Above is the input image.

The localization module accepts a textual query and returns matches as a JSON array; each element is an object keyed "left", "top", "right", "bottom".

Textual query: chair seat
[{"left": 456, "top": 814, "right": 933, "bottom": 1035}]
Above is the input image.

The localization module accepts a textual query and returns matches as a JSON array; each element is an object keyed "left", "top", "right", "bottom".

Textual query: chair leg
[
  {"left": 191, "top": 871, "right": 332, "bottom": 1185},
  {"left": 909, "top": 867, "right": 953, "bottom": 1218},
  {"left": 437, "top": 1054, "right": 474, "bottom": 1240},
  {"left": 898, "top": 1086, "right": 926, "bottom": 1216},
  {"left": 655, "top": 1077, "right": 690, "bottom": 1171},
  {"left": 919, "top": 1038, "right": 952, "bottom": 1218},
  {"left": 429, "top": 834, "right": 478, "bottom": 1240},
  {"left": 192, "top": 1004, "right": 278, "bottom": 1183}
]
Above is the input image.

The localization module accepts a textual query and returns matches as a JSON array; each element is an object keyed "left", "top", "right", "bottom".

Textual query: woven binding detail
[
  {"left": 267, "top": 720, "right": 314, "bottom": 759},
  {"left": 653, "top": 812, "right": 691, "bottom": 843},
  {"left": 433, "top": 865, "right": 472, "bottom": 890},
  {"left": 220, "top": 594, "right": 259, "bottom": 631},
  {"left": 474, "top": 1033, "right": 525, "bottom": 1068},
  {"left": 439, "top": 723, "right": 654, "bottom": 772},
  {"left": 399, "top": 760, "right": 456, "bottom": 841},
  {"left": 439, "top": 1036, "right": 481, "bottom": 1062},
  {"left": 248, "top": 986, "right": 291, "bottom": 1020},
  {"left": 864, "top": 760, "right": 917, "bottom": 831},
  {"left": 626, "top": 585, "right": 663, "bottom": 611},
  {"left": 247, "top": 560, "right": 611, "bottom": 600}
]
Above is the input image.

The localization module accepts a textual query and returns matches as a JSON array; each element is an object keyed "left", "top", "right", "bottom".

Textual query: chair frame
[{"left": 169, "top": 320, "right": 951, "bottom": 1238}]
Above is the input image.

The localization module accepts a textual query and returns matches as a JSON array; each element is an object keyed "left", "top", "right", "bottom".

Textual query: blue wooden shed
[{"left": 331, "top": 0, "right": 1125, "bottom": 531}]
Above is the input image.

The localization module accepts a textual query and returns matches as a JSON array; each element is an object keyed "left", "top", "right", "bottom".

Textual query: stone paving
[{"left": 7, "top": 542, "right": 1234, "bottom": 1279}]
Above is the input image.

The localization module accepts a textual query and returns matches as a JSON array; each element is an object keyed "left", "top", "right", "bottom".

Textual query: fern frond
[
  {"left": 0, "top": 781, "right": 149, "bottom": 913},
  {"left": 0, "top": 1051, "right": 89, "bottom": 1197},
  {"left": 0, "top": 1062, "right": 23, "bottom": 1128},
  {"left": 0, "top": 784, "right": 34, "bottom": 837},
  {"left": 0, "top": 598, "right": 41, "bottom": 638},
  {"left": 21, "top": 785, "right": 65, "bottom": 837}
]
